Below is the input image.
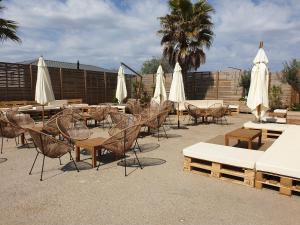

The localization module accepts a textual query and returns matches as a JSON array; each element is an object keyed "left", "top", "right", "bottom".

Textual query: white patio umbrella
[
  {"left": 153, "top": 65, "right": 167, "bottom": 104},
  {"left": 116, "top": 65, "right": 127, "bottom": 104},
  {"left": 169, "top": 62, "right": 186, "bottom": 128},
  {"left": 35, "top": 56, "right": 55, "bottom": 124},
  {"left": 247, "top": 42, "right": 269, "bottom": 121}
]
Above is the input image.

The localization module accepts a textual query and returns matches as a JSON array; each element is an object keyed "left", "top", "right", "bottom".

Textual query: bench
[
  {"left": 183, "top": 142, "right": 264, "bottom": 187},
  {"left": 255, "top": 125, "right": 300, "bottom": 196},
  {"left": 243, "top": 121, "right": 290, "bottom": 140}
]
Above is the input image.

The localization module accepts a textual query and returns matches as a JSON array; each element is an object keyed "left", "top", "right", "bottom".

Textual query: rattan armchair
[
  {"left": 210, "top": 105, "right": 228, "bottom": 125},
  {"left": 97, "top": 124, "right": 143, "bottom": 176},
  {"left": 143, "top": 110, "right": 169, "bottom": 141},
  {"left": 0, "top": 118, "right": 24, "bottom": 154},
  {"left": 126, "top": 99, "right": 143, "bottom": 114},
  {"left": 56, "top": 115, "right": 91, "bottom": 144},
  {"left": 89, "top": 106, "right": 111, "bottom": 127},
  {"left": 205, "top": 103, "right": 223, "bottom": 123},
  {"left": 27, "top": 128, "right": 79, "bottom": 181},
  {"left": 184, "top": 102, "right": 207, "bottom": 125}
]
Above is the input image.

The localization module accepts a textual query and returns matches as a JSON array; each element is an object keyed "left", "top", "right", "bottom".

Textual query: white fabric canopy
[
  {"left": 153, "top": 65, "right": 167, "bottom": 104},
  {"left": 115, "top": 66, "right": 127, "bottom": 104},
  {"left": 35, "top": 57, "right": 55, "bottom": 105},
  {"left": 247, "top": 47, "right": 269, "bottom": 119},
  {"left": 169, "top": 62, "right": 186, "bottom": 103}
]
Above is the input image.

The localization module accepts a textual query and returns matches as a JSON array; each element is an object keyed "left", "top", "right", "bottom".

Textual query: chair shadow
[
  {"left": 152, "top": 133, "right": 182, "bottom": 138},
  {"left": 0, "top": 158, "right": 7, "bottom": 163},
  {"left": 117, "top": 157, "right": 166, "bottom": 167},
  {"left": 130, "top": 142, "right": 160, "bottom": 154},
  {"left": 17, "top": 142, "right": 35, "bottom": 149},
  {"left": 61, "top": 161, "right": 92, "bottom": 171}
]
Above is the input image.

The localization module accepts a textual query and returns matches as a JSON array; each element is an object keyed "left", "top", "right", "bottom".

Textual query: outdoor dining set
[{"left": 0, "top": 98, "right": 229, "bottom": 181}]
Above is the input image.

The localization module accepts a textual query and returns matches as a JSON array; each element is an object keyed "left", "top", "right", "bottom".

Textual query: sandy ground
[{"left": 0, "top": 114, "right": 300, "bottom": 225}]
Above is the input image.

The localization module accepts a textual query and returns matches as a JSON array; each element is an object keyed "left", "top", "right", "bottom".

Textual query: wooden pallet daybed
[{"left": 183, "top": 123, "right": 300, "bottom": 197}]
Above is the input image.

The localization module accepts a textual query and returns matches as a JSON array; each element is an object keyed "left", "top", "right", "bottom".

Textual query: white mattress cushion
[
  {"left": 256, "top": 125, "right": 300, "bottom": 178},
  {"left": 183, "top": 142, "right": 264, "bottom": 169},
  {"left": 274, "top": 109, "right": 287, "bottom": 114},
  {"left": 243, "top": 121, "right": 290, "bottom": 131},
  {"left": 261, "top": 116, "right": 287, "bottom": 124}
]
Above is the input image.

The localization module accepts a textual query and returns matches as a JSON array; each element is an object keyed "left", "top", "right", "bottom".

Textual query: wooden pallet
[
  {"left": 261, "top": 129, "right": 282, "bottom": 140},
  {"left": 255, "top": 171, "right": 300, "bottom": 196},
  {"left": 245, "top": 128, "right": 282, "bottom": 140},
  {"left": 184, "top": 156, "right": 255, "bottom": 187}
]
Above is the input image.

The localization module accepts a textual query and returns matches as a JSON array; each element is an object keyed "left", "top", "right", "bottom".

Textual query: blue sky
[{"left": 1, "top": 0, "right": 300, "bottom": 72}]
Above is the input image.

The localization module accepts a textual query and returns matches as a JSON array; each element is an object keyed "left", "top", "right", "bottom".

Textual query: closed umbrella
[
  {"left": 35, "top": 57, "right": 55, "bottom": 124},
  {"left": 247, "top": 42, "right": 269, "bottom": 121},
  {"left": 153, "top": 65, "right": 167, "bottom": 104},
  {"left": 169, "top": 62, "right": 186, "bottom": 128},
  {"left": 116, "top": 66, "right": 127, "bottom": 104}
]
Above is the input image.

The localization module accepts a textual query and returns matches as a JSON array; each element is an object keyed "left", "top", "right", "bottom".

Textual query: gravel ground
[{"left": 0, "top": 114, "right": 299, "bottom": 225}]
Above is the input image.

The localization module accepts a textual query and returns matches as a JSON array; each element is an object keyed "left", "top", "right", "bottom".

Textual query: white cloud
[{"left": 0, "top": 0, "right": 299, "bottom": 72}]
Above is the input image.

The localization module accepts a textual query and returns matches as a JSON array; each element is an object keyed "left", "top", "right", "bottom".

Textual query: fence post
[
  {"left": 5, "top": 63, "right": 8, "bottom": 100},
  {"left": 29, "top": 64, "right": 33, "bottom": 100},
  {"left": 84, "top": 70, "right": 87, "bottom": 103},
  {"left": 216, "top": 71, "right": 220, "bottom": 99},
  {"left": 59, "top": 68, "right": 63, "bottom": 99},
  {"left": 104, "top": 72, "right": 107, "bottom": 103}
]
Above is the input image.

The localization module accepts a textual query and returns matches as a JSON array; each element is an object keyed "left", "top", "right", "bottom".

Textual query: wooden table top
[
  {"left": 226, "top": 128, "right": 261, "bottom": 139},
  {"left": 75, "top": 137, "right": 105, "bottom": 148}
]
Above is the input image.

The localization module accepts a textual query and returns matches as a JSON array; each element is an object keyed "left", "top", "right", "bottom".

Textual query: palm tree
[
  {"left": 158, "top": 0, "right": 214, "bottom": 75},
  {"left": 0, "top": 0, "right": 21, "bottom": 43}
]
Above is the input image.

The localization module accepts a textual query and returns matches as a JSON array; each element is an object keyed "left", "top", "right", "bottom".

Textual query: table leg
[
  {"left": 258, "top": 134, "right": 262, "bottom": 146},
  {"left": 75, "top": 146, "right": 80, "bottom": 162},
  {"left": 92, "top": 148, "right": 97, "bottom": 168},
  {"left": 225, "top": 136, "right": 229, "bottom": 146},
  {"left": 21, "top": 133, "right": 25, "bottom": 145},
  {"left": 248, "top": 141, "right": 252, "bottom": 149}
]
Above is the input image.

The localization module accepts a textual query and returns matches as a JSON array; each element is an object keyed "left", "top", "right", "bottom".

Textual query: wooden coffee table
[
  {"left": 225, "top": 128, "right": 262, "bottom": 149},
  {"left": 75, "top": 137, "right": 105, "bottom": 168}
]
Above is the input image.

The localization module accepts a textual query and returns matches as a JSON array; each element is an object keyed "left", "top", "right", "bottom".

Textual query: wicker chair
[
  {"left": 126, "top": 99, "right": 143, "bottom": 114},
  {"left": 184, "top": 102, "right": 207, "bottom": 125},
  {"left": 89, "top": 106, "right": 111, "bottom": 127},
  {"left": 42, "top": 110, "right": 64, "bottom": 136},
  {"left": 160, "top": 100, "right": 173, "bottom": 112},
  {"left": 27, "top": 128, "right": 79, "bottom": 181},
  {"left": 0, "top": 118, "right": 24, "bottom": 154},
  {"left": 210, "top": 105, "right": 228, "bottom": 125},
  {"left": 205, "top": 103, "right": 223, "bottom": 123},
  {"left": 56, "top": 115, "right": 91, "bottom": 144},
  {"left": 108, "top": 114, "right": 142, "bottom": 152},
  {"left": 143, "top": 110, "right": 169, "bottom": 141},
  {"left": 97, "top": 124, "right": 143, "bottom": 176}
]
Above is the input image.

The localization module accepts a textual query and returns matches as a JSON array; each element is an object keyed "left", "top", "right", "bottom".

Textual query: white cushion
[
  {"left": 256, "top": 125, "right": 300, "bottom": 178},
  {"left": 183, "top": 142, "right": 263, "bottom": 169},
  {"left": 243, "top": 121, "right": 290, "bottom": 132},
  {"left": 177, "top": 100, "right": 224, "bottom": 111},
  {"left": 48, "top": 100, "right": 68, "bottom": 107},
  {"left": 18, "top": 105, "right": 33, "bottom": 110},
  {"left": 274, "top": 109, "right": 287, "bottom": 114},
  {"left": 228, "top": 104, "right": 239, "bottom": 109},
  {"left": 261, "top": 116, "right": 287, "bottom": 124}
]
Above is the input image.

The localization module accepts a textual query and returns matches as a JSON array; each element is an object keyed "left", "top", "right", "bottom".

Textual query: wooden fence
[
  {"left": 0, "top": 61, "right": 297, "bottom": 107},
  {"left": 0, "top": 62, "right": 134, "bottom": 105},
  {"left": 143, "top": 71, "right": 295, "bottom": 107}
]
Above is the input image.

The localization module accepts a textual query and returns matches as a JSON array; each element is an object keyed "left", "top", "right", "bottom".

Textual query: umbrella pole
[
  {"left": 257, "top": 104, "right": 261, "bottom": 123},
  {"left": 42, "top": 105, "right": 45, "bottom": 126},
  {"left": 177, "top": 102, "right": 180, "bottom": 128}
]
